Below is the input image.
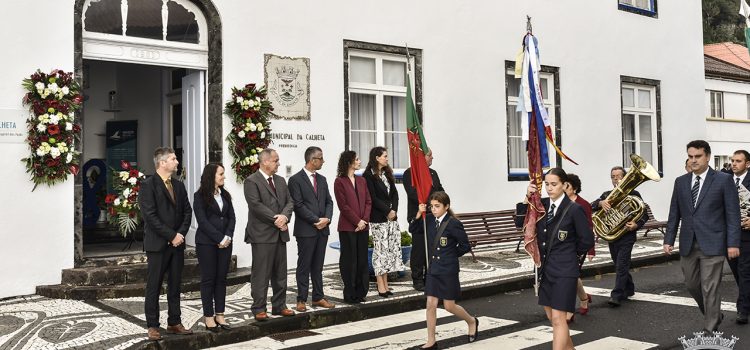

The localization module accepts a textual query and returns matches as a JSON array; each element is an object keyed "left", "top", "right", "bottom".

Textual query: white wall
[
  {"left": 706, "top": 78, "right": 750, "bottom": 158},
  {"left": 0, "top": 0, "right": 74, "bottom": 298}
]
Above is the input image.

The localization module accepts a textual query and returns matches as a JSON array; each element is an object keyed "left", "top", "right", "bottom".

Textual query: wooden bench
[
  {"left": 456, "top": 210, "right": 525, "bottom": 261},
  {"left": 641, "top": 204, "right": 667, "bottom": 237}
]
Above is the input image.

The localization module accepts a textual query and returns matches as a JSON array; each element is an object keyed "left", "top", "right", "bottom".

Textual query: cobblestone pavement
[{"left": 0, "top": 233, "right": 668, "bottom": 350}]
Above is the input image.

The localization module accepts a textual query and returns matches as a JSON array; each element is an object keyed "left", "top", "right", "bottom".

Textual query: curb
[{"left": 136, "top": 251, "right": 680, "bottom": 349}]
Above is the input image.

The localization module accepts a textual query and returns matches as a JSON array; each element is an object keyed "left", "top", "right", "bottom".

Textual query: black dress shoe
[
  {"left": 419, "top": 342, "right": 438, "bottom": 349},
  {"left": 607, "top": 298, "right": 621, "bottom": 307},
  {"left": 378, "top": 291, "right": 390, "bottom": 298},
  {"left": 737, "top": 313, "right": 748, "bottom": 324},
  {"left": 468, "top": 317, "right": 479, "bottom": 343},
  {"left": 386, "top": 290, "right": 394, "bottom": 296},
  {"left": 215, "top": 318, "right": 231, "bottom": 330},
  {"left": 205, "top": 324, "right": 220, "bottom": 333}
]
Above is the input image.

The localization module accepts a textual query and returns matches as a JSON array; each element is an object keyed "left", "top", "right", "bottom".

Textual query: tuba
[{"left": 593, "top": 154, "right": 661, "bottom": 241}]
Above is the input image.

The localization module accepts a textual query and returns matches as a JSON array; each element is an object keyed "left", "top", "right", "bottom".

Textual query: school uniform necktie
[
  {"left": 546, "top": 203, "right": 556, "bottom": 225},
  {"left": 736, "top": 177, "right": 741, "bottom": 188},
  {"left": 435, "top": 219, "right": 440, "bottom": 230},
  {"left": 267, "top": 176, "right": 277, "bottom": 195},
  {"left": 691, "top": 176, "right": 701, "bottom": 207},
  {"left": 164, "top": 178, "right": 175, "bottom": 202}
]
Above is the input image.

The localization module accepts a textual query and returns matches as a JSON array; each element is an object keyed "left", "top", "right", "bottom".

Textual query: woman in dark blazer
[
  {"left": 518, "top": 168, "right": 594, "bottom": 350},
  {"left": 563, "top": 173, "right": 595, "bottom": 322},
  {"left": 363, "top": 146, "right": 405, "bottom": 297},
  {"left": 333, "top": 150, "right": 372, "bottom": 304},
  {"left": 193, "top": 163, "right": 235, "bottom": 332},
  {"left": 410, "top": 191, "right": 477, "bottom": 349}
]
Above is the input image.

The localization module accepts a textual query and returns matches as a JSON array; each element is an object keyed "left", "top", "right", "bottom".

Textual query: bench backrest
[{"left": 456, "top": 210, "right": 521, "bottom": 237}]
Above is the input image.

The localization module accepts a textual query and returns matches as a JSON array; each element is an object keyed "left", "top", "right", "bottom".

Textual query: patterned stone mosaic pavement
[{"left": 0, "top": 233, "right": 670, "bottom": 350}]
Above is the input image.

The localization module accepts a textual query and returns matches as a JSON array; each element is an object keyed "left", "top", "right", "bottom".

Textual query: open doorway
[{"left": 80, "top": 59, "right": 205, "bottom": 257}]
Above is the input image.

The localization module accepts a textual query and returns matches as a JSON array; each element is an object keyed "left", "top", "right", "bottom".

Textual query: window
[
  {"left": 621, "top": 82, "right": 660, "bottom": 170},
  {"left": 618, "top": 0, "right": 657, "bottom": 17},
  {"left": 505, "top": 64, "right": 559, "bottom": 179},
  {"left": 709, "top": 91, "right": 724, "bottom": 118},
  {"left": 345, "top": 46, "right": 416, "bottom": 170}
]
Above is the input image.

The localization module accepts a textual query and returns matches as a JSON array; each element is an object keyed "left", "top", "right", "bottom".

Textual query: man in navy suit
[
  {"left": 729, "top": 149, "right": 750, "bottom": 324},
  {"left": 664, "top": 140, "right": 741, "bottom": 332},
  {"left": 288, "top": 147, "right": 335, "bottom": 312}
]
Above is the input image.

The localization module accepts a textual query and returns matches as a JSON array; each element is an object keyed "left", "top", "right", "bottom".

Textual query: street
[{"left": 214, "top": 260, "right": 745, "bottom": 349}]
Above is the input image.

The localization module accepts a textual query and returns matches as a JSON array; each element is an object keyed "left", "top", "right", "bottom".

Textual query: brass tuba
[{"left": 593, "top": 154, "right": 661, "bottom": 241}]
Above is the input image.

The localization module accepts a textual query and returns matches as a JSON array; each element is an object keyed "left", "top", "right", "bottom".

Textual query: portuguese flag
[{"left": 406, "top": 74, "right": 433, "bottom": 205}]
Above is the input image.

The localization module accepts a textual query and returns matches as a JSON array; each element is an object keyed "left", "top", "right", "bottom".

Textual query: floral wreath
[
  {"left": 224, "top": 83, "right": 273, "bottom": 182},
  {"left": 21, "top": 69, "right": 83, "bottom": 190},
  {"left": 105, "top": 160, "right": 145, "bottom": 237}
]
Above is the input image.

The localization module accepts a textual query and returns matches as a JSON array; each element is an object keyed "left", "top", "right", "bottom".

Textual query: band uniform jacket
[
  {"left": 288, "top": 169, "right": 334, "bottom": 238},
  {"left": 409, "top": 213, "right": 471, "bottom": 275},
  {"left": 243, "top": 171, "right": 294, "bottom": 244},
  {"left": 402, "top": 168, "right": 444, "bottom": 223},
  {"left": 333, "top": 176, "right": 372, "bottom": 232},
  {"left": 665, "top": 168, "right": 741, "bottom": 256},
  {"left": 193, "top": 189, "right": 236, "bottom": 245},
  {"left": 363, "top": 169, "right": 398, "bottom": 223},
  {"left": 138, "top": 175, "right": 192, "bottom": 252},
  {"left": 516, "top": 196, "right": 594, "bottom": 278}
]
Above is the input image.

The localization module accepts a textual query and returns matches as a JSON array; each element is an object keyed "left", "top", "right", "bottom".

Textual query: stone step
[
  {"left": 36, "top": 267, "right": 251, "bottom": 300},
  {"left": 61, "top": 256, "right": 238, "bottom": 286},
  {"left": 79, "top": 248, "right": 199, "bottom": 268}
]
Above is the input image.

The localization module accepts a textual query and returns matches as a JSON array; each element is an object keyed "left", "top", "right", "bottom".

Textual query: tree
[{"left": 703, "top": 0, "right": 745, "bottom": 44}]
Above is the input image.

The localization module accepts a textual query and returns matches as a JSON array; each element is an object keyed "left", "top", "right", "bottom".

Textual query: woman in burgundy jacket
[{"left": 333, "top": 150, "right": 372, "bottom": 304}]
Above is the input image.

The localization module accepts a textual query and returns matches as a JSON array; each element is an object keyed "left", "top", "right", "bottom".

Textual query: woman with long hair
[
  {"left": 363, "top": 146, "right": 405, "bottom": 298},
  {"left": 519, "top": 168, "right": 594, "bottom": 350},
  {"left": 562, "top": 173, "right": 595, "bottom": 323},
  {"left": 194, "top": 163, "right": 235, "bottom": 332},
  {"left": 333, "top": 150, "right": 372, "bottom": 304},
  {"left": 411, "top": 191, "right": 477, "bottom": 349}
]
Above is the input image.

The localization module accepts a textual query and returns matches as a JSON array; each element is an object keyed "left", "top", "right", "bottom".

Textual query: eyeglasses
[{"left": 312, "top": 157, "right": 324, "bottom": 161}]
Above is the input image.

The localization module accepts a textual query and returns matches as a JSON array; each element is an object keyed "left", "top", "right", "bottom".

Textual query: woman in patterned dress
[{"left": 363, "top": 146, "right": 405, "bottom": 298}]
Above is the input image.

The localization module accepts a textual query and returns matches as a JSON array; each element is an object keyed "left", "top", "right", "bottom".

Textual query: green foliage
[{"left": 703, "top": 0, "right": 746, "bottom": 44}]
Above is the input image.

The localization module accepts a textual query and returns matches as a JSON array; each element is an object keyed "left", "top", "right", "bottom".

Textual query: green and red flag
[{"left": 406, "top": 74, "right": 433, "bottom": 205}]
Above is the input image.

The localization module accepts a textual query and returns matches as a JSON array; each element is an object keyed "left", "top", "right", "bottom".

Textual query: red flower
[
  {"left": 33, "top": 102, "right": 45, "bottom": 115},
  {"left": 129, "top": 169, "right": 139, "bottom": 178},
  {"left": 70, "top": 164, "right": 79, "bottom": 175},
  {"left": 72, "top": 94, "right": 83, "bottom": 105},
  {"left": 40, "top": 135, "right": 49, "bottom": 143},
  {"left": 73, "top": 124, "right": 81, "bottom": 133},
  {"left": 47, "top": 124, "right": 60, "bottom": 135},
  {"left": 120, "top": 160, "right": 131, "bottom": 170},
  {"left": 105, "top": 194, "right": 117, "bottom": 204},
  {"left": 245, "top": 83, "right": 256, "bottom": 90}
]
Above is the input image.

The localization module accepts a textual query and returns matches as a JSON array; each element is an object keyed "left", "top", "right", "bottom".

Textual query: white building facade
[{"left": 0, "top": 0, "right": 705, "bottom": 298}]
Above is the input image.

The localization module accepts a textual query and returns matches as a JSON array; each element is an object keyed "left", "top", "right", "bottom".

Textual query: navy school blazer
[{"left": 409, "top": 213, "right": 471, "bottom": 275}]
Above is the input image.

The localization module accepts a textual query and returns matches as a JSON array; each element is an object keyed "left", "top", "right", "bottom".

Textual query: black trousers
[
  {"left": 410, "top": 230, "right": 427, "bottom": 286},
  {"left": 296, "top": 234, "right": 328, "bottom": 302},
  {"left": 196, "top": 243, "right": 233, "bottom": 317},
  {"left": 339, "top": 231, "right": 369, "bottom": 301},
  {"left": 728, "top": 240, "right": 750, "bottom": 314},
  {"left": 145, "top": 246, "right": 184, "bottom": 328},
  {"left": 608, "top": 231, "right": 637, "bottom": 301}
]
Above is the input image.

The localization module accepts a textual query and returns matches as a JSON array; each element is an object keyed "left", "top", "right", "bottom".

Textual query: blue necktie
[
  {"left": 546, "top": 203, "right": 556, "bottom": 225},
  {"left": 691, "top": 176, "right": 700, "bottom": 207}
]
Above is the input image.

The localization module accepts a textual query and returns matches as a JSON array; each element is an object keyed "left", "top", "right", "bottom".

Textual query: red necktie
[
  {"left": 267, "top": 176, "right": 277, "bottom": 195},
  {"left": 312, "top": 173, "right": 318, "bottom": 195}
]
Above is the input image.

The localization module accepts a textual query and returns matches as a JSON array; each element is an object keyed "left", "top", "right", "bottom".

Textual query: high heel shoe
[
  {"left": 386, "top": 290, "right": 394, "bottom": 296},
  {"left": 577, "top": 293, "right": 592, "bottom": 316},
  {"left": 204, "top": 318, "right": 220, "bottom": 333},
  {"left": 378, "top": 291, "right": 389, "bottom": 298},
  {"left": 468, "top": 316, "right": 479, "bottom": 343},
  {"left": 214, "top": 316, "right": 231, "bottom": 330}
]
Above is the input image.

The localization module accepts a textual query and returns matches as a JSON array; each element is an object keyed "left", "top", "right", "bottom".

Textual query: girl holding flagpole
[{"left": 410, "top": 191, "right": 477, "bottom": 349}]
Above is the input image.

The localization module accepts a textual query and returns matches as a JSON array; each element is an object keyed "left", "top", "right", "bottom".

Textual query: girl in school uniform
[
  {"left": 410, "top": 191, "right": 478, "bottom": 349},
  {"left": 520, "top": 168, "right": 594, "bottom": 350}
]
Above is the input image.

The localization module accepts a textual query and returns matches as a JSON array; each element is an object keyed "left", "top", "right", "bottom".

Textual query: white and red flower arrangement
[
  {"left": 105, "top": 160, "right": 145, "bottom": 236},
  {"left": 21, "top": 69, "right": 83, "bottom": 190},
  {"left": 224, "top": 83, "right": 273, "bottom": 182}
]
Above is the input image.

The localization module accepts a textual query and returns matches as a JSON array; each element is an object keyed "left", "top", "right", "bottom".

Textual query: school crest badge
[
  {"left": 558, "top": 230, "right": 568, "bottom": 241},
  {"left": 440, "top": 237, "right": 448, "bottom": 247}
]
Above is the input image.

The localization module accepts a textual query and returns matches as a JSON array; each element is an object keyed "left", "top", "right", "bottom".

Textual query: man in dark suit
[
  {"left": 664, "top": 140, "right": 741, "bottom": 332},
  {"left": 591, "top": 166, "right": 648, "bottom": 307},
  {"left": 288, "top": 147, "right": 335, "bottom": 312},
  {"left": 244, "top": 148, "right": 295, "bottom": 321},
  {"left": 403, "top": 150, "right": 444, "bottom": 291},
  {"left": 138, "top": 147, "right": 193, "bottom": 341},
  {"left": 729, "top": 149, "right": 750, "bottom": 324}
]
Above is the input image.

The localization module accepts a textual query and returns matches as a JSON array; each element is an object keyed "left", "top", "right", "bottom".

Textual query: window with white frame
[
  {"left": 708, "top": 90, "right": 724, "bottom": 118},
  {"left": 621, "top": 84, "right": 659, "bottom": 168},
  {"left": 348, "top": 51, "right": 412, "bottom": 170},
  {"left": 618, "top": 0, "right": 657, "bottom": 17},
  {"left": 506, "top": 68, "right": 557, "bottom": 176}
]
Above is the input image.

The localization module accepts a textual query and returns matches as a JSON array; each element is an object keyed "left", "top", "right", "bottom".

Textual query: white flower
[
  {"left": 114, "top": 198, "right": 121, "bottom": 206},
  {"left": 120, "top": 171, "right": 129, "bottom": 181},
  {"left": 249, "top": 123, "right": 257, "bottom": 132},
  {"left": 49, "top": 114, "right": 59, "bottom": 125},
  {"left": 260, "top": 131, "right": 266, "bottom": 139},
  {"left": 237, "top": 131, "right": 245, "bottom": 138},
  {"left": 256, "top": 123, "right": 264, "bottom": 131},
  {"left": 61, "top": 86, "right": 69, "bottom": 95},
  {"left": 38, "top": 113, "right": 48, "bottom": 121},
  {"left": 138, "top": 172, "right": 144, "bottom": 178},
  {"left": 123, "top": 188, "right": 131, "bottom": 197},
  {"left": 66, "top": 153, "right": 73, "bottom": 163},
  {"left": 235, "top": 96, "right": 244, "bottom": 103},
  {"left": 36, "top": 148, "right": 45, "bottom": 156},
  {"left": 50, "top": 147, "right": 61, "bottom": 159},
  {"left": 36, "top": 123, "right": 47, "bottom": 132},
  {"left": 48, "top": 83, "right": 59, "bottom": 93},
  {"left": 40, "top": 89, "right": 50, "bottom": 99},
  {"left": 127, "top": 177, "right": 137, "bottom": 185},
  {"left": 34, "top": 82, "right": 45, "bottom": 91},
  {"left": 65, "top": 122, "right": 73, "bottom": 131}
]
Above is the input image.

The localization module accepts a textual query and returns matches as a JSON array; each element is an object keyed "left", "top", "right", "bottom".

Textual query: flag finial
[{"left": 526, "top": 15, "right": 532, "bottom": 34}]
